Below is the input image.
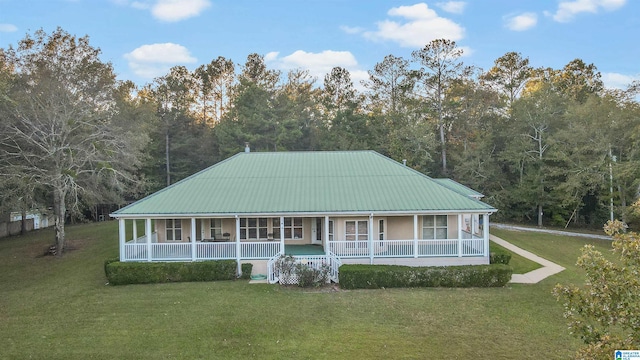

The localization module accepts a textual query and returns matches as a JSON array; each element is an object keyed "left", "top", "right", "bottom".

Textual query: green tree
[
  {"left": 480, "top": 51, "right": 532, "bottom": 108},
  {"left": 554, "top": 215, "right": 640, "bottom": 359},
  {"left": 0, "top": 28, "right": 146, "bottom": 254},
  {"left": 412, "top": 39, "right": 467, "bottom": 174}
]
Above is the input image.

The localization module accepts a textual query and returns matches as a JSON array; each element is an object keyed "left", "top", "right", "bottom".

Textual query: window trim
[
  {"left": 272, "top": 217, "right": 304, "bottom": 240},
  {"left": 345, "top": 219, "right": 368, "bottom": 248},
  {"left": 422, "top": 215, "right": 448, "bottom": 240},
  {"left": 165, "top": 219, "right": 182, "bottom": 242}
]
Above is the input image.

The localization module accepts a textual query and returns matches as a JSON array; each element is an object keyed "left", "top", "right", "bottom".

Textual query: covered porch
[{"left": 117, "top": 213, "right": 491, "bottom": 263}]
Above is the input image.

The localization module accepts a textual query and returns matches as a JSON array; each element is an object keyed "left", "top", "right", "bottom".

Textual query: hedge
[
  {"left": 105, "top": 260, "right": 237, "bottom": 285},
  {"left": 489, "top": 247, "right": 512, "bottom": 265},
  {"left": 240, "top": 263, "right": 253, "bottom": 280},
  {"left": 339, "top": 264, "right": 513, "bottom": 289}
]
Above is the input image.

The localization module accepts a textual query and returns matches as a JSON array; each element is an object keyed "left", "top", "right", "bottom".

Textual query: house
[{"left": 110, "top": 150, "right": 497, "bottom": 283}]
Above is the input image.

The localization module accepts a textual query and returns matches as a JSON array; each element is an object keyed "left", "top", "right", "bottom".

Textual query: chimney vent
[
  {"left": 402, "top": 159, "right": 407, "bottom": 166},
  {"left": 244, "top": 143, "right": 250, "bottom": 153}
]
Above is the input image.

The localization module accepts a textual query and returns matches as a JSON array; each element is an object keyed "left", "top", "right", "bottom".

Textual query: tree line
[{"left": 1, "top": 28, "right": 639, "bottom": 252}]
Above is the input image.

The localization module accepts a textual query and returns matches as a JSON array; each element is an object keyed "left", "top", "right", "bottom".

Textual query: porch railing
[
  {"left": 121, "top": 237, "right": 485, "bottom": 262},
  {"left": 329, "top": 236, "right": 485, "bottom": 258},
  {"left": 122, "top": 240, "right": 281, "bottom": 261}
]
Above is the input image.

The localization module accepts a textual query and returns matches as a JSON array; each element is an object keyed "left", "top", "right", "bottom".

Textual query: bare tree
[{"left": 0, "top": 28, "right": 146, "bottom": 254}]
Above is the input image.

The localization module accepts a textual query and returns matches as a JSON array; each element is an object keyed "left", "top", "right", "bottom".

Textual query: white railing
[
  {"left": 240, "top": 241, "right": 281, "bottom": 259},
  {"left": 461, "top": 238, "right": 484, "bottom": 256},
  {"left": 151, "top": 243, "right": 192, "bottom": 261},
  {"left": 328, "top": 238, "right": 487, "bottom": 258},
  {"left": 196, "top": 242, "right": 236, "bottom": 259},
  {"left": 124, "top": 243, "right": 148, "bottom": 260},
  {"left": 267, "top": 252, "right": 342, "bottom": 284}
]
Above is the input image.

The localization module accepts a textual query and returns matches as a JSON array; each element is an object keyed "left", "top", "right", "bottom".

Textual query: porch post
[
  {"left": 146, "top": 218, "right": 152, "bottom": 262},
  {"left": 457, "top": 214, "right": 463, "bottom": 257},
  {"left": 483, "top": 214, "right": 490, "bottom": 257},
  {"left": 132, "top": 219, "right": 137, "bottom": 242},
  {"left": 118, "top": 218, "right": 125, "bottom": 261},
  {"left": 369, "top": 213, "right": 374, "bottom": 264},
  {"left": 324, "top": 215, "right": 330, "bottom": 256},
  {"left": 191, "top": 218, "right": 196, "bottom": 261},
  {"left": 235, "top": 216, "right": 241, "bottom": 276},
  {"left": 413, "top": 215, "right": 418, "bottom": 258},
  {"left": 280, "top": 216, "right": 285, "bottom": 255}
]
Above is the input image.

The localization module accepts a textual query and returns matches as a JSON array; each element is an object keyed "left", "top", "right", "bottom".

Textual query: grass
[
  {"left": 489, "top": 241, "right": 542, "bottom": 274},
  {"left": 0, "top": 222, "right": 614, "bottom": 359}
]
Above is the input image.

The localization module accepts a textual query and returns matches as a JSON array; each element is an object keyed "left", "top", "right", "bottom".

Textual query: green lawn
[{"left": 0, "top": 222, "right": 613, "bottom": 359}]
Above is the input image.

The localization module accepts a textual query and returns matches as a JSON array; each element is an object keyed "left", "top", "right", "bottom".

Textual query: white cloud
[
  {"left": 265, "top": 50, "right": 368, "bottom": 90},
  {"left": 124, "top": 43, "right": 197, "bottom": 79},
  {"left": 340, "top": 25, "right": 364, "bottom": 35},
  {"left": 113, "top": 0, "right": 210, "bottom": 22},
  {"left": 0, "top": 24, "right": 18, "bottom": 32},
  {"left": 436, "top": 1, "right": 466, "bottom": 14},
  {"left": 547, "top": 0, "right": 626, "bottom": 23},
  {"left": 601, "top": 72, "right": 638, "bottom": 89},
  {"left": 152, "top": 0, "right": 211, "bottom": 22},
  {"left": 504, "top": 12, "right": 538, "bottom": 31},
  {"left": 362, "top": 3, "right": 465, "bottom": 48}
]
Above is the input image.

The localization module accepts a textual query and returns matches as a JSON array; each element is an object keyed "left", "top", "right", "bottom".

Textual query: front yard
[{"left": 0, "top": 222, "right": 612, "bottom": 359}]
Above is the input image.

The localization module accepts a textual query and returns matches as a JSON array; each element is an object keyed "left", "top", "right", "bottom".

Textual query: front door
[{"left": 311, "top": 218, "right": 323, "bottom": 245}]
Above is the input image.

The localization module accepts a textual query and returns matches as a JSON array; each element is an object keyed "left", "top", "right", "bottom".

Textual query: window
[
  {"left": 272, "top": 217, "right": 303, "bottom": 239},
  {"left": 166, "top": 219, "right": 182, "bottom": 241},
  {"left": 379, "top": 219, "right": 385, "bottom": 245},
  {"left": 240, "top": 218, "right": 268, "bottom": 240},
  {"left": 210, "top": 219, "right": 222, "bottom": 239},
  {"left": 328, "top": 220, "right": 334, "bottom": 241},
  {"left": 345, "top": 220, "right": 368, "bottom": 248},
  {"left": 422, "top": 215, "right": 447, "bottom": 239}
]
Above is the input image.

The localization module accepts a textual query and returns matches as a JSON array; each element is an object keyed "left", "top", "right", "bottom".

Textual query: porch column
[
  {"left": 132, "top": 219, "right": 137, "bottom": 242},
  {"left": 324, "top": 215, "right": 330, "bottom": 256},
  {"left": 483, "top": 214, "right": 490, "bottom": 257},
  {"left": 369, "top": 213, "right": 374, "bottom": 264},
  {"left": 235, "top": 216, "right": 241, "bottom": 275},
  {"left": 413, "top": 215, "right": 418, "bottom": 258},
  {"left": 280, "top": 216, "right": 285, "bottom": 255},
  {"left": 118, "top": 218, "right": 125, "bottom": 261},
  {"left": 146, "top": 218, "right": 152, "bottom": 262},
  {"left": 457, "top": 214, "right": 463, "bottom": 257},
  {"left": 191, "top": 218, "right": 196, "bottom": 261}
]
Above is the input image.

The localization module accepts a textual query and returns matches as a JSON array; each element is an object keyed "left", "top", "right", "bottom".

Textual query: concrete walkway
[
  {"left": 490, "top": 234, "right": 566, "bottom": 284},
  {"left": 492, "top": 223, "right": 611, "bottom": 240}
]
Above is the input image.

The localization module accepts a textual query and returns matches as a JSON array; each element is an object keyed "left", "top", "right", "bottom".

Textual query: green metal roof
[
  {"left": 433, "top": 178, "right": 485, "bottom": 198},
  {"left": 112, "top": 151, "right": 496, "bottom": 217}
]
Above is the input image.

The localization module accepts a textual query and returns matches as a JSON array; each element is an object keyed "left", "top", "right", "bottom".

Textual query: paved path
[
  {"left": 490, "top": 234, "right": 565, "bottom": 284},
  {"left": 492, "top": 223, "right": 611, "bottom": 240}
]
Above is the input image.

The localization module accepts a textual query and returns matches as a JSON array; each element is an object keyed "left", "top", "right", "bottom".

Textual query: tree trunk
[
  {"left": 165, "top": 129, "right": 171, "bottom": 186},
  {"left": 53, "top": 187, "right": 66, "bottom": 256},
  {"left": 440, "top": 124, "right": 447, "bottom": 174},
  {"left": 537, "top": 204, "right": 543, "bottom": 227},
  {"left": 20, "top": 207, "right": 27, "bottom": 235}
]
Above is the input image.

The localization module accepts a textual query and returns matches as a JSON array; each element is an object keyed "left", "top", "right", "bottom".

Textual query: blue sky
[{"left": 1, "top": 0, "right": 638, "bottom": 90}]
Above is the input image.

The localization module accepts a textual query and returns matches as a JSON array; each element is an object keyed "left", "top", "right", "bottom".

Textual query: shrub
[
  {"left": 489, "top": 248, "right": 512, "bottom": 265},
  {"left": 339, "top": 264, "right": 512, "bottom": 289},
  {"left": 105, "top": 260, "right": 237, "bottom": 285},
  {"left": 240, "top": 263, "right": 253, "bottom": 280},
  {"left": 274, "top": 255, "right": 330, "bottom": 287}
]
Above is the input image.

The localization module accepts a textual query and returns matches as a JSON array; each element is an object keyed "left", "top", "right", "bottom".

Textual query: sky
[{"left": 1, "top": 0, "right": 638, "bottom": 91}]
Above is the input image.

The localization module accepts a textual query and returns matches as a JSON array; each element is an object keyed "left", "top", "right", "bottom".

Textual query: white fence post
[
  {"left": 118, "top": 219, "right": 126, "bottom": 261},
  {"left": 458, "top": 214, "right": 463, "bottom": 257},
  {"left": 280, "top": 216, "right": 285, "bottom": 255},
  {"left": 413, "top": 215, "right": 418, "bottom": 258},
  {"left": 146, "top": 218, "right": 152, "bottom": 262},
  {"left": 191, "top": 218, "right": 196, "bottom": 261},
  {"left": 235, "top": 216, "right": 241, "bottom": 276},
  {"left": 369, "top": 213, "right": 374, "bottom": 264},
  {"left": 483, "top": 214, "right": 490, "bottom": 257}
]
